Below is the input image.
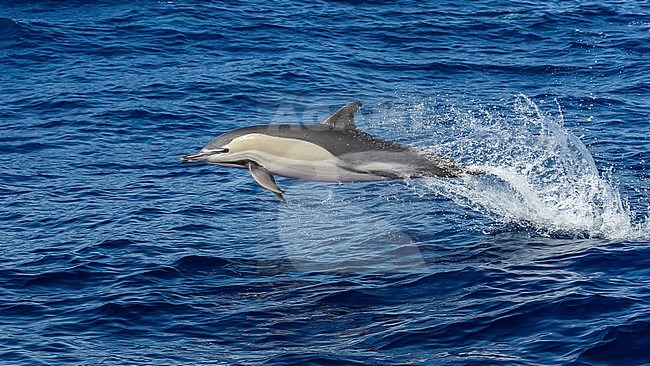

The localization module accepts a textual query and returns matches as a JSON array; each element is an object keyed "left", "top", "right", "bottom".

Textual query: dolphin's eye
[{"left": 207, "top": 148, "right": 229, "bottom": 154}]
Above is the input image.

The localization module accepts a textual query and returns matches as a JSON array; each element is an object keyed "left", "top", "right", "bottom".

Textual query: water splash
[{"left": 385, "top": 94, "right": 649, "bottom": 240}]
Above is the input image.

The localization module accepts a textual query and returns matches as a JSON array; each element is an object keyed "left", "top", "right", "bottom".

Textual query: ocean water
[{"left": 2, "top": 1, "right": 650, "bottom": 365}]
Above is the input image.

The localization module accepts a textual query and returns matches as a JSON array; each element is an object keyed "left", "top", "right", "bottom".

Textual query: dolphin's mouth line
[{"left": 180, "top": 148, "right": 229, "bottom": 163}]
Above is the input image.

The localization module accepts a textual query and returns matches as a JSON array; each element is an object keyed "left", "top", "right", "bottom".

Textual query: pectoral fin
[{"left": 247, "top": 162, "right": 285, "bottom": 202}]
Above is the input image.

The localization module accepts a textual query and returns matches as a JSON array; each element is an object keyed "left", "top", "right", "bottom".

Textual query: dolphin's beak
[
  {"left": 180, "top": 148, "right": 229, "bottom": 163},
  {"left": 180, "top": 153, "right": 206, "bottom": 162}
]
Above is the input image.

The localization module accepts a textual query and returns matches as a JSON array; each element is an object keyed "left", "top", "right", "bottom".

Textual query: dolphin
[{"left": 181, "top": 101, "right": 468, "bottom": 201}]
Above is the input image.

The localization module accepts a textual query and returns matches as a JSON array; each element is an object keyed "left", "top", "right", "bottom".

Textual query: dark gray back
[{"left": 205, "top": 124, "right": 409, "bottom": 157}]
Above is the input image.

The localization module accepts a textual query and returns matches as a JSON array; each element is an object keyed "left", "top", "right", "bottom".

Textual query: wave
[{"left": 392, "top": 94, "right": 649, "bottom": 239}]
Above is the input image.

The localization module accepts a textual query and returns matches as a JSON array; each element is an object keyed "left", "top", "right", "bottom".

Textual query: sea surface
[{"left": 2, "top": 1, "right": 650, "bottom": 365}]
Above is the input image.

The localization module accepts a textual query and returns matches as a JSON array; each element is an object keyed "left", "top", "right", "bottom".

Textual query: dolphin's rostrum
[{"left": 181, "top": 102, "right": 468, "bottom": 201}]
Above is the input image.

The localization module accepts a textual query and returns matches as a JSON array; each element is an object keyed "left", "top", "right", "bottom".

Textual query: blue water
[{"left": 2, "top": 1, "right": 650, "bottom": 364}]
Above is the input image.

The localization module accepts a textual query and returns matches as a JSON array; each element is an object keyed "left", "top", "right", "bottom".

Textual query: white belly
[{"left": 264, "top": 157, "right": 388, "bottom": 182}]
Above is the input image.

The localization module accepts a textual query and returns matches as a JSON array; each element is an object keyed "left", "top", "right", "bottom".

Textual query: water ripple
[{"left": 1, "top": 0, "right": 649, "bottom": 364}]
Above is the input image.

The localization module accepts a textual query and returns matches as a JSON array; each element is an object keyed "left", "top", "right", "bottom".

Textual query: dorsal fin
[{"left": 321, "top": 101, "right": 362, "bottom": 130}]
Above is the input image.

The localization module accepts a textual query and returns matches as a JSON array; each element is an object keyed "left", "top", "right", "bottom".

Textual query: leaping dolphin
[{"left": 181, "top": 101, "right": 468, "bottom": 201}]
